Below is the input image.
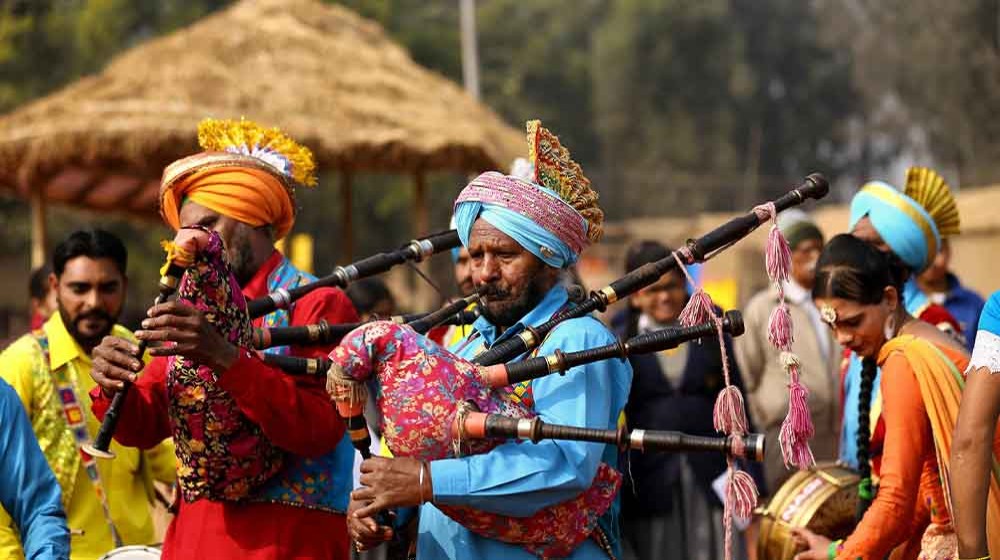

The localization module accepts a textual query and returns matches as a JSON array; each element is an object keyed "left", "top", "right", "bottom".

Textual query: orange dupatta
[{"left": 878, "top": 335, "right": 1000, "bottom": 557}]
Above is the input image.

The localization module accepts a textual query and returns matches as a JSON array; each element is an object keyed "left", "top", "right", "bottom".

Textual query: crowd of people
[{"left": 0, "top": 116, "right": 997, "bottom": 560}]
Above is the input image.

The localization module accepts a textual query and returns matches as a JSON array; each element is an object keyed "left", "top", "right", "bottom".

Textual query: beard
[
  {"left": 59, "top": 303, "right": 116, "bottom": 350},
  {"left": 228, "top": 229, "right": 257, "bottom": 286},
  {"left": 477, "top": 273, "right": 552, "bottom": 328}
]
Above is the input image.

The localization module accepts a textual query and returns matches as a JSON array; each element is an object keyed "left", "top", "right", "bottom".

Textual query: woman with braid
[{"left": 791, "top": 234, "right": 999, "bottom": 559}]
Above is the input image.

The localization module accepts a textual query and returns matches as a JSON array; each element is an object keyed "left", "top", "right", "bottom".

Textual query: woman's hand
[{"left": 791, "top": 527, "right": 833, "bottom": 560}]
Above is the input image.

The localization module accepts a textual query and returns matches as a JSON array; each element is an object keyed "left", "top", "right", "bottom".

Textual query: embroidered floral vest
[
  {"left": 167, "top": 233, "right": 285, "bottom": 502},
  {"left": 167, "top": 235, "right": 351, "bottom": 513}
]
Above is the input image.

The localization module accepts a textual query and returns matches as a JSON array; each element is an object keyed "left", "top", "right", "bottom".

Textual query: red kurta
[{"left": 91, "top": 251, "right": 358, "bottom": 559}]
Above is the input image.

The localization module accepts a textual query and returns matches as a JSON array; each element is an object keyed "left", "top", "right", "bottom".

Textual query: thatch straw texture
[{"left": 0, "top": 0, "right": 524, "bottom": 216}]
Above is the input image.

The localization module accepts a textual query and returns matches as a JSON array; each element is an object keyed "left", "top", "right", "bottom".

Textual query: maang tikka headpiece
[{"left": 820, "top": 304, "right": 837, "bottom": 325}]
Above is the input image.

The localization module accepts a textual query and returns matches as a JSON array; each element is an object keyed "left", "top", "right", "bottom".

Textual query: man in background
[{"left": 0, "top": 229, "right": 175, "bottom": 559}]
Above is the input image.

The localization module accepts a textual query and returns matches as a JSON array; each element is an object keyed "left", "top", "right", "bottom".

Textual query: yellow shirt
[{"left": 0, "top": 314, "right": 176, "bottom": 560}]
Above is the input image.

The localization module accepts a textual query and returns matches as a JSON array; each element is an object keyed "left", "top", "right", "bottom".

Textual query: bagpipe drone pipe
[
  {"left": 246, "top": 229, "right": 461, "bottom": 318},
  {"left": 251, "top": 307, "right": 480, "bottom": 350},
  {"left": 455, "top": 412, "right": 765, "bottom": 462}
]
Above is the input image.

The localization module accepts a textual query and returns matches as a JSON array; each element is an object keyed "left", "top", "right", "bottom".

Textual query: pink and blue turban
[
  {"left": 849, "top": 181, "right": 941, "bottom": 273},
  {"left": 453, "top": 172, "right": 590, "bottom": 269}
]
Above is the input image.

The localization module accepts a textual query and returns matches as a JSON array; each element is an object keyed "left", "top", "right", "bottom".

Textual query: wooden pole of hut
[
  {"left": 28, "top": 184, "right": 48, "bottom": 269},
  {"left": 413, "top": 172, "right": 431, "bottom": 309},
  {"left": 340, "top": 172, "right": 354, "bottom": 263}
]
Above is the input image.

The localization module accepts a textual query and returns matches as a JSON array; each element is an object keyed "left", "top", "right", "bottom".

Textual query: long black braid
[
  {"left": 855, "top": 357, "right": 878, "bottom": 519},
  {"left": 813, "top": 234, "right": 907, "bottom": 521}
]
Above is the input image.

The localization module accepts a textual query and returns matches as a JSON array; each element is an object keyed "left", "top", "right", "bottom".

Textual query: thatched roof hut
[{"left": 0, "top": 0, "right": 523, "bottom": 264}]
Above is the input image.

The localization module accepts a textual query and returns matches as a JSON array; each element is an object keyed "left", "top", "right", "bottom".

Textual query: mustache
[
  {"left": 476, "top": 284, "right": 511, "bottom": 300},
  {"left": 74, "top": 310, "right": 113, "bottom": 325}
]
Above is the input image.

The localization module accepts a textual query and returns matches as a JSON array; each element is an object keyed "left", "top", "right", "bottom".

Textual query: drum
[
  {"left": 756, "top": 463, "right": 859, "bottom": 560},
  {"left": 98, "top": 545, "right": 161, "bottom": 559}
]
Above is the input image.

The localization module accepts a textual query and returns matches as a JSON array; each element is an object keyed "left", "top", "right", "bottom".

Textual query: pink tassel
[
  {"left": 767, "top": 303, "right": 794, "bottom": 351},
  {"left": 678, "top": 288, "right": 714, "bottom": 327},
  {"left": 723, "top": 463, "right": 759, "bottom": 560},
  {"left": 713, "top": 385, "right": 749, "bottom": 435},
  {"left": 779, "top": 367, "right": 816, "bottom": 468},
  {"left": 764, "top": 225, "right": 792, "bottom": 284},
  {"left": 726, "top": 466, "right": 759, "bottom": 519}
]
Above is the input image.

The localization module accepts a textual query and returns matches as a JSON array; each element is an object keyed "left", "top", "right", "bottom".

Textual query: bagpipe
[
  {"left": 324, "top": 308, "right": 755, "bottom": 557},
  {"left": 85, "top": 229, "right": 465, "bottom": 458}
]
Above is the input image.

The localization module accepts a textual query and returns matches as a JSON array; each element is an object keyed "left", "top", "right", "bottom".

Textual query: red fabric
[
  {"left": 425, "top": 324, "right": 449, "bottom": 345},
  {"left": 917, "top": 303, "right": 962, "bottom": 335},
  {"left": 29, "top": 312, "right": 45, "bottom": 331},
  {"left": 90, "top": 251, "right": 359, "bottom": 559}
]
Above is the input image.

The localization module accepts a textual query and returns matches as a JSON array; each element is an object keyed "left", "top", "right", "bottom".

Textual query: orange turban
[
  {"left": 160, "top": 155, "right": 297, "bottom": 240},
  {"left": 160, "top": 118, "right": 318, "bottom": 241}
]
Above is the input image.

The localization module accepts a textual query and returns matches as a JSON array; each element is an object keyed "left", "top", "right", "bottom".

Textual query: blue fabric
[
  {"left": 943, "top": 274, "right": 986, "bottom": 351},
  {"left": 454, "top": 196, "right": 581, "bottom": 268},
  {"left": 0, "top": 378, "right": 70, "bottom": 559},
  {"left": 838, "top": 355, "right": 882, "bottom": 468},
  {"left": 849, "top": 181, "right": 940, "bottom": 273},
  {"left": 254, "top": 259, "right": 355, "bottom": 513},
  {"left": 420, "top": 285, "right": 632, "bottom": 560},
  {"left": 903, "top": 277, "right": 929, "bottom": 319},
  {"left": 979, "top": 291, "right": 1000, "bottom": 335}
]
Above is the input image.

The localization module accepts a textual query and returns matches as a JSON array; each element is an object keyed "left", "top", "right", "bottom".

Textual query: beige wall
[{"left": 588, "top": 185, "right": 1000, "bottom": 310}]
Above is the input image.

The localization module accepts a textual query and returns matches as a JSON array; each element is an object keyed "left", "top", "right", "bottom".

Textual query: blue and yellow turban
[{"left": 849, "top": 181, "right": 940, "bottom": 273}]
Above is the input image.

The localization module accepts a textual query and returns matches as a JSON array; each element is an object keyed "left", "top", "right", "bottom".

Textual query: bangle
[
  {"left": 957, "top": 557, "right": 991, "bottom": 560},
  {"left": 827, "top": 539, "right": 844, "bottom": 560},
  {"left": 418, "top": 461, "right": 430, "bottom": 504}
]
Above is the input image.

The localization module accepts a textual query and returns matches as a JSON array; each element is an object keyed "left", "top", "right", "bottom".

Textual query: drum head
[{"left": 98, "top": 545, "right": 162, "bottom": 559}]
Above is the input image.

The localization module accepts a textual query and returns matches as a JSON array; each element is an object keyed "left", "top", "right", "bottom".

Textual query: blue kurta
[
  {"left": 419, "top": 285, "right": 632, "bottom": 559},
  {"left": 0, "top": 378, "right": 70, "bottom": 559}
]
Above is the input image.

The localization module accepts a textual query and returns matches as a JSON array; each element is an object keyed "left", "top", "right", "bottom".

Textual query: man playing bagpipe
[
  {"left": 87, "top": 119, "right": 360, "bottom": 559},
  {"left": 346, "top": 121, "right": 633, "bottom": 559}
]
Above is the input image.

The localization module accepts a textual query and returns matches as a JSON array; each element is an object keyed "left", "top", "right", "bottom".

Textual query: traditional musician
[
  {"left": 0, "top": 377, "right": 69, "bottom": 559},
  {"left": 840, "top": 170, "right": 963, "bottom": 469},
  {"left": 792, "top": 234, "right": 1000, "bottom": 559},
  {"left": 347, "top": 120, "right": 632, "bottom": 559},
  {"left": 951, "top": 290, "right": 1000, "bottom": 559},
  {"left": 0, "top": 230, "right": 176, "bottom": 560},
  {"left": 735, "top": 212, "right": 839, "bottom": 493},
  {"left": 87, "top": 119, "right": 359, "bottom": 559}
]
